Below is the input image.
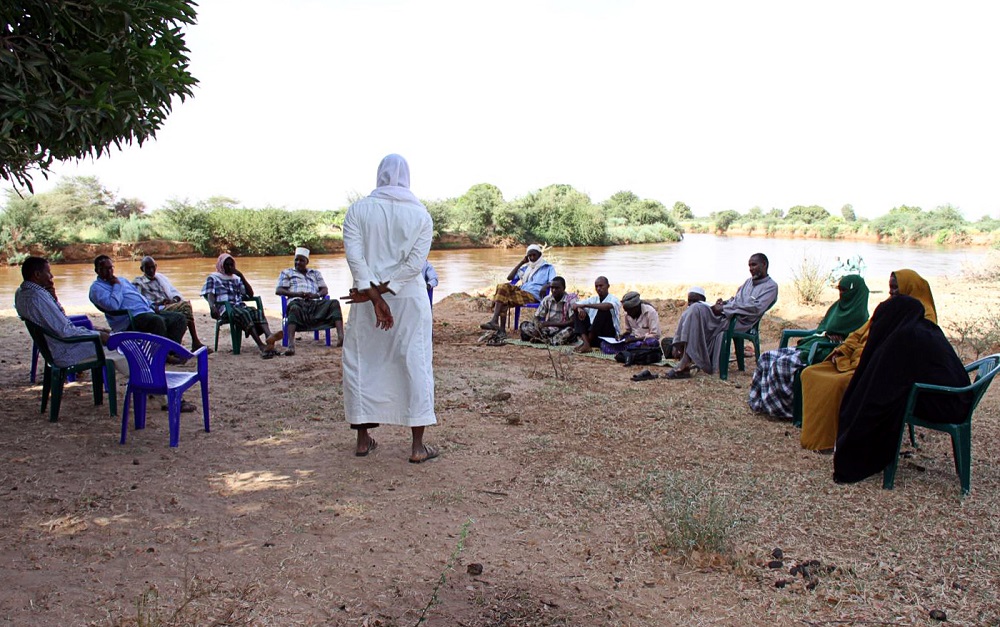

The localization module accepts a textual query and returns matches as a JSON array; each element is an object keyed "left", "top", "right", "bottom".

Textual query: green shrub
[
  {"left": 792, "top": 254, "right": 827, "bottom": 304},
  {"left": 640, "top": 471, "right": 754, "bottom": 558}
]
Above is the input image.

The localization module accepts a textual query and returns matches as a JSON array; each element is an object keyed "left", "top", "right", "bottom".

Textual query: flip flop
[
  {"left": 631, "top": 369, "right": 659, "bottom": 382},
  {"left": 409, "top": 445, "right": 439, "bottom": 464},
  {"left": 355, "top": 437, "right": 378, "bottom": 457},
  {"left": 283, "top": 348, "right": 296, "bottom": 356},
  {"left": 260, "top": 349, "right": 278, "bottom": 360},
  {"left": 663, "top": 368, "right": 692, "bottom": 380}
]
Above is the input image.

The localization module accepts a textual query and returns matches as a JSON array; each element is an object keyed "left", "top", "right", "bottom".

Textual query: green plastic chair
[
  {"left": 21, "top": 317, "right": 117, "bottom": 422},
  {"left": 211, "top": 296, "right": 265, "bottom": 355},
  {"left": 718, "top": 298, "right": 777, "bottom": 380},
  {"left": 779, "top": 328, "right": 840, "bottom": 427},
  {"left": 882, "top": 353, "right": 1000, "bottom": 496}
]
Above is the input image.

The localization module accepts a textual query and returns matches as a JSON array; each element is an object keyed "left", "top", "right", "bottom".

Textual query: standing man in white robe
[{"left": 341, "top": 154, "right": 438, "bottom": 463}]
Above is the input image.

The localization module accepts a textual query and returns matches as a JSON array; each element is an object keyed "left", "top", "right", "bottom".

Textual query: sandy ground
[{"left": 1, "top": 275, "right": 999, "bottom": 626}]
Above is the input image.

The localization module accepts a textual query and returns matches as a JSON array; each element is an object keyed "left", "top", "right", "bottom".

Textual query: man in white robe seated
[{"left": 667, "top": 253, "right": 778, "bottom": 379}]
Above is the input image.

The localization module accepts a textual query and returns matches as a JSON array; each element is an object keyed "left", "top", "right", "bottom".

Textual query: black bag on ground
[{"left": 615, "top": 345, "right": 663, "bottom": 366}]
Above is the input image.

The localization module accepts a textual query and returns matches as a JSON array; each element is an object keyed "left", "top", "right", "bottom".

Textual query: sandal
[
  {"left": 631, "top": 369, "right": 659, "bottom": 382},
  {"left": 355, "top": 437, "right": 378, "bottom": 457},
  {"left": 663, "top": 368, "right": 692, "bottom": 380},
  {"left": 260, "top": 349, "right": 279, "bottom": 359}
]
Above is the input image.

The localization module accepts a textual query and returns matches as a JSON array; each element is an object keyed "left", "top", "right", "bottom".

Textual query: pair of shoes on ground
[
  {"left": 631, "top": 369, "right": 659, "bottom": 382},
  {"left": 160, "top": 400, "right": 196, "bottom": 413}
]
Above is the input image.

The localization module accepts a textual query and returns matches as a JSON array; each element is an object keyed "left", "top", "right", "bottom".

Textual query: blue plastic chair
[
  {"left": 106, "top": 332, "right": 210, "bottom": 447},
  {"left": 280, "top": 295, "right": 332, "bottom": 348},
  {"left": 510, "top": 278, "right": 549, "bottom": 331},
  {"left": 30, "top": 314, "right": 93, "bottom": 384}
]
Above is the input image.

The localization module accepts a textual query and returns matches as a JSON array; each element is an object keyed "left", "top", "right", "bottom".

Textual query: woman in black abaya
[{"left": 833, "top": 295, "right": 971, "bottom": 484}]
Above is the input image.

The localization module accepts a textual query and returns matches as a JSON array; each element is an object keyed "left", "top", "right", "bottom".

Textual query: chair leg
[
  {"left": 882, "top": 421, "right": 909, "bottom": 490},
  {"left": 230, "top": 322, "right": 242, "bottom": 355},
  {"left": 49, "top": 372, "right": 66, "bottom": 422},
  {"left": 105, "top": 363, "right": 117, "bottom": 417},
  {"left": 718, "top": 337, "right": 731, "bottom": 380},
  {"left": 134, "top": 393, "right": 148, "bottom": 430},
  {"left": 201, "top": 380, "right": 211, "bottom": 433},
  {"left": 167, "top": 390, "right": 182, "bottom": 447},
  {"left": 792, "top": 369, "right": 803, "bottom": 428},
  {"left": 953, "top": 426, "right": 971, "bottom": 495},
  {"left": 282, "top": 319, "right": 290, "bottom": 347},
  {"left": 121, "top": 387, "right": 133, "bottom": 445},
  {"left": 30, "top": 343, "right": 39, "bottom": 384},
  {"left": 734, "top": 338, "right": 746, "bottom": 372},
  {"left": 91, "top": 367, "right": 103, "bottom": 406},
  {"left": 40, "top": 365, "right": 52, "bottom": 414},
  {"left": 214, "top": 322, "right": 221, "bottom": 352}
]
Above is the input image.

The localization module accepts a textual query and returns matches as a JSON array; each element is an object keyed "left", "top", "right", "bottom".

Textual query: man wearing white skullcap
[
  {"left": 275, "top": 247, "right": 343, "bottom": 354},
  {"left": 479, "top": 244, "right": 556, "bottom": 331}
]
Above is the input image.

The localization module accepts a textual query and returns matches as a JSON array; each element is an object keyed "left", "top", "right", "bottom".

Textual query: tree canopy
[{"left": 0, "top": 1, "right": 199, "bottom": 190}]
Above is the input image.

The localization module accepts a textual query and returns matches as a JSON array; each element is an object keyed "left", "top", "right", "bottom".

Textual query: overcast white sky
[{"left": 10, "top": 0, "right": 1000, "bottom": 219}]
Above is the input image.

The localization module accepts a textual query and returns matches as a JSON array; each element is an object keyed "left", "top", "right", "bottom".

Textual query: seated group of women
[{"left": 749, "top": 269, "right": 972, "bottom": 484}]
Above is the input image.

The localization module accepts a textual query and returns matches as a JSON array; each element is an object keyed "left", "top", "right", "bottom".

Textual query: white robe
[{"left": 341, "top": 195, "right": 436, "bottom": 427}]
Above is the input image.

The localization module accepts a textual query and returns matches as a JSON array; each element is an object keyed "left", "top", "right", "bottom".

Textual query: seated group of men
[
  {"left": 16, "top": 248, "right": 347, "bottom": 377},
  {"left": 480, "top": 246, "right": 779, "bottom": 378}
]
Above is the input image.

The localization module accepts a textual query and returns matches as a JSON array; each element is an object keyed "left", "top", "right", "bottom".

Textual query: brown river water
[{"left": 0, "top": 234, "right": 985, "bottom": 313}]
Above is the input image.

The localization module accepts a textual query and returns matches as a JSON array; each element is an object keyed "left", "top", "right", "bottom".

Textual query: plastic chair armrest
[{"left": 780, "top": 328, "right": 819, "bottom": 349}]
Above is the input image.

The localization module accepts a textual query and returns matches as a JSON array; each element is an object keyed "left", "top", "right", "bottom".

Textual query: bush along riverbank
[{"left": 4, "top": 176, "right": 1000, "bottom": 264}]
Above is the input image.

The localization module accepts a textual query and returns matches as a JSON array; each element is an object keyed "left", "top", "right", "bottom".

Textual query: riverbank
[{"left": 1, "top": 277, "right": 998, "bottom": 625}]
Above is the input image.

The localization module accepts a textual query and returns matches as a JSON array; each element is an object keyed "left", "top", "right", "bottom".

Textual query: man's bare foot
[
  {"left": 284, "top": 347, "right": 295, "bottom": 356},
  {"left": 408, "top": 444, "right": 439, "bottom": 464},
  {"left": 355, "top": 435, "right": 377, "bottom": 457},
  {"left": 574, "top": 344, "right": 593, "bottom": 354},
  {"left": 480, "top": 321, "right": 499, "bottom": 331}
]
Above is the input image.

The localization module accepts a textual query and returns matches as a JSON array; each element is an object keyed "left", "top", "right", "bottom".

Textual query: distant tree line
[
  {"left": 3, "top": 175, "right": 998, "bottom": 264},
  {"left": 0, "top": 177, "right": 683, "bottom": 263}
]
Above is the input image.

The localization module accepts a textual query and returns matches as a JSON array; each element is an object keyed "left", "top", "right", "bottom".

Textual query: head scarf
[
  {"left": 369, "top": 154, "right": 421, "bottom": 205},
  {"left": 212, "top": 253, "right": 241, "bottom": 281},
  {"left": 893, "top": 269, "right": 937, "bottom": 324},
  {"left": 622, "top": 291, "right": 641, "bottom": 309},
  {"left": 521, "top": 244, "right": 546, "bottom": 283},
  {"left": 796, "top": 274, "right": 870, "bottom": 360}
]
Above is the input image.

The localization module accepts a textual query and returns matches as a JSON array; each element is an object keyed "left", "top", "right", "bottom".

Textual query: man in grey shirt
[{"left": 15, "top": 256, "right": 127, "bottom": 374}]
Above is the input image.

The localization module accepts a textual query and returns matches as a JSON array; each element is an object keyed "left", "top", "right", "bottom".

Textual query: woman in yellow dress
[{"left": 799, "top": 269, "right": 937, "bottom": 451}]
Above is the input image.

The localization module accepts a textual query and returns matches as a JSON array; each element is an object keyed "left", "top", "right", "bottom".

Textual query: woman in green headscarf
[{"left": 748, "top": 274, "right": 870, "bottom": 419}]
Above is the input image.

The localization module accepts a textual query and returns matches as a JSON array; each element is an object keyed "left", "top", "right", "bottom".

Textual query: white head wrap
[
  {"left": 369, "top": 154, "right": 422, "bottom": 205},
  {"left": 294, "top": 247, "right": 310, "bottom": 259},
  {"left": 688, "top": 286, "right": 706, "bottom": 298},
  {"left": 522, "top": 244, "right": 546, "bottom": 283}
]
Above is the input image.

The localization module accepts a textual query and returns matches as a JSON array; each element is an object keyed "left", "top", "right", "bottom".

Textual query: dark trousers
[
  {"left": 574, "top": 309, "right": 617, "bottom": 341},
  {"left": 134, "top": 311, "right": 187, "bottom": 344}
]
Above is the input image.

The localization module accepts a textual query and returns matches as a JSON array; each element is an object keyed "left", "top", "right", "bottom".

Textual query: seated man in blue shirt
[
  {"left": 88, "top": 255, "right": 187, "bottom": 345},
  {"left": 480, "top": 244, "right": 555, "bottom": 331}
]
